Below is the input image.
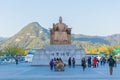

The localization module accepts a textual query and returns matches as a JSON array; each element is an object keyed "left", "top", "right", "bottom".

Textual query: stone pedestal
[{"left": 31, "top": 45, "right": 86, "bottom": 65}]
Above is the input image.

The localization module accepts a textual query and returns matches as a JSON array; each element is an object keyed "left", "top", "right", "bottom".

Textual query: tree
[
  {"left": 3, "top": 45, "right": 25, "bottom": 57},
  {"left": 108, "top": 46, "right": 114, "bottom": 55},
  {"left": 0, "top": 50, "right": 3, "bottom": 56}
]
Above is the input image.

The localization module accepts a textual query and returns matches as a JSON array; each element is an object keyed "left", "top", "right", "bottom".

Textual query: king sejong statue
[
  {"left": 31, "top": 17, "right": 86, "bottom": 66},
  {"left": 50, "top": 16, "right": 71, "bottom": 44}
]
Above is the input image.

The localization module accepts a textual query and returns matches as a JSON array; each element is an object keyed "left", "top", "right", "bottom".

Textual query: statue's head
[{"left": 59, "top": 16, "right": 62, "bottom": 23}]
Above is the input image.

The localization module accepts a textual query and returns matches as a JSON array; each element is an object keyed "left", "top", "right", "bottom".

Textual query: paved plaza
[{"left": 0, "top": 63, "right": 120, "bottom": 80}]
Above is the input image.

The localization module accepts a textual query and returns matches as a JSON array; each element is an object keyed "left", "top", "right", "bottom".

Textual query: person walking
[
  {"left": 14, "top": 56, "right": 18, "bottom": 65},
  {"left": 72, "top": 57, "right": 75, "bottom": 68},
  {"left": 113, "top": 56, "right": 117, "bottom": 67},
  {"left": 49, "top": 59, "right": 54, "bottom": 70},
  {"left": 93, "top": 57, "right": 97, "bottom": 68},
  {"left": 68, "top": 57, "right": 71, "bottom": 67},
  {"left": 108, "top": 56, "right": 115, "bottom": 75},
  {"left": 81, "top": 57, "right": 86, "bottom": 71},
  {"left": 100, "top": 57, "right": 103, "bottom": 66},
  {"left": 87, "top": 56, "right": 91, "bottom": 67},
  {"left": 15, "top": 58, "right": 18, "bottom": 65}
]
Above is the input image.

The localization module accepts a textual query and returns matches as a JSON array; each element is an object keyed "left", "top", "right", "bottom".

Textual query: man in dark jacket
[
  {"left": 81, "top": 57, "right": 86, "bottom": 71},
  {"left": 108, "top": 56, "right": 115, "bottom": 75}
]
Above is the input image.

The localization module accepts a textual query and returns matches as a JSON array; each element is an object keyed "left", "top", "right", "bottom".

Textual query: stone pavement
[{"left": 0, "top": 63, "right": 120, "bottom": 80}]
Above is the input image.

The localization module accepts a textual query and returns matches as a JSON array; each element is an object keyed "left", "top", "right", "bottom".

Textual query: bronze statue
[
  {"left": 54, "top": 60, "right": 64, "bottom": 71},
  {"left": 56, "top": 16, "right": 67, "bottom": 31},
  {"left": 50, "top": 17, "right": 71, "bottom": 44}
]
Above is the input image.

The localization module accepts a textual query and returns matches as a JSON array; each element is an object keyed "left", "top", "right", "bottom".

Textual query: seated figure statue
[
  {"left": 54, "top": 60, "right": 64, "bottom": 71},
  {"left": 54, "top": 16, "right": 68, "bottom": 41}
]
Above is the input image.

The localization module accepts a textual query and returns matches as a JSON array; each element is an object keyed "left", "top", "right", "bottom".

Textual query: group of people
[
  {"left": 68, "top": 57, "right": 75, "bottom": 67},
  {"left": 49, "top": 57, "right": 76, "bottom": 71},
  {"left": 49, "top": 56, "right": 116, "bottom": 75},
  {"left": 49, "top": 58, "right": 64, "bottom": 71},
  {"left": 81, "top": 55, "right": 116, "bottom": 75},
  {"left": 81, "top": 56, "right": 99, "bottom": 71}
]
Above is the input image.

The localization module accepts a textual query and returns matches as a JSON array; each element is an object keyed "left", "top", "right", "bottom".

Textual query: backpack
[{"left": 109, "top": 58, "right": 114, "bottom": 66}]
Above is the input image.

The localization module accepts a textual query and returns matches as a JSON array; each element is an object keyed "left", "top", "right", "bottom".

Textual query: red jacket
[{"left": 93, "top": 58, "right": 97, "bottom": 65}]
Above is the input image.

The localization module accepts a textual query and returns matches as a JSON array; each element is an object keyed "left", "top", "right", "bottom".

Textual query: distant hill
[
  {"left": 72, "top": 34, "right": 110, "bottom": 44},
  {"left": 0, "top": 22, "right": 120, "bottom": 49},
  {"left": 0, "top": 22, "right": 49, "bottom": 48},
  {"left": 105, "top": 34, "right": 120, "bottom": 46}
]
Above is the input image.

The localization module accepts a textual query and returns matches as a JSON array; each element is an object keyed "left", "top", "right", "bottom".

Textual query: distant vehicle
[{"left": 25, "top": 52, "right": 34, "bottom": 62}]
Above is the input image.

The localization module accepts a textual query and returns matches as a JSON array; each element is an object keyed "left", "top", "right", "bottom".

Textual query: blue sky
[{"left": 0, "top": 0, "right": 120, "bottom": 37}]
